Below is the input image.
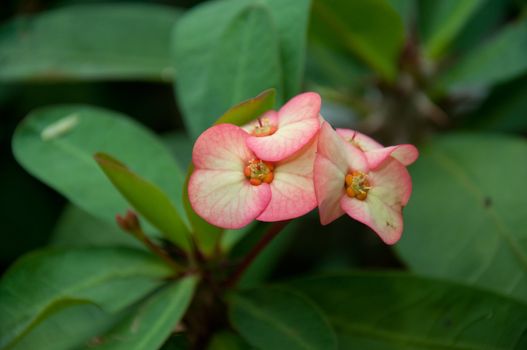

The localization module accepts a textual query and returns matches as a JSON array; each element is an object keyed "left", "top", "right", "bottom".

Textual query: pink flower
[
  {"left": 243, "top": 92, "right": 321, "bottom": 162},
  {"left": 314, "top": 123, "right": 416, "bottom": 244},
  {"left": 188, "top": 124, "right": 317, "bottom": 229}
]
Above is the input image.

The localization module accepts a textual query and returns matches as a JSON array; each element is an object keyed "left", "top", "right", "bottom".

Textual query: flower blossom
[
  {"left": 188, "top": 124, "right": 317, "bottom": 229},
  {"left": 243, "top": 92, "right": 321, "bottom": 161},
  {"left": 314, "top": 123, "right": 417, "bottom": 244}
]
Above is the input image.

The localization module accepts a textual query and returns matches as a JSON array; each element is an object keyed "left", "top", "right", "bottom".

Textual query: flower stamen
[
  {"left": 251, "top": 117, "right": 277, "bottom": 137},
  {"left": 345, "top": 170, "right": 371, "bottom": 200},
  {"left": 245, "top": 159, "right": 275, "bottom": 186}
]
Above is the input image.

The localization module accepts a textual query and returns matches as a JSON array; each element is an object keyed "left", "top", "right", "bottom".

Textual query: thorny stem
[{"left": 225, "top": 220, "right": 290, "bottom": 288}]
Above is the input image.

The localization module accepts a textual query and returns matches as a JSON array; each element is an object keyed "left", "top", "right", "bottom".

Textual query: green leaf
[
  {"left": 418, "top": 0, "right": 485, "bottom": 58},
  {"left": 10, "top": 304, "right": 121, "bottom": 350},
  {"left": 207, "top": 330, "right": 252, "bottom": 350},
  {"left": 162, "top": 131, "right": 193, "bottom": 170},
  {"left": 51, "top": 204, "right": 142, "bottom": 249},
  {"left": 229, "top": 287, "right": 337, "bottom": 350},
  {"left": 215, "top": 88, "right": 276, "bottom": 126},
  {"left": 173, "top": 0, "right": 282, "bottom": 138},
  {"left": 440, "top": 18, "right": 527, "bottom": 90},
  {"left": 0, "top": 4, "right": 180, "bottom": 82},
  {"left": 95, "top": 153, "right": 191, "bottom": 251},
  {"left": 311, "top": 0, "right": 405, "bottom": 81},
  {"left": 12, "top": 105, "right": 187, "bottom": 234},
  {"left": 385, "top": 0, "right": 416, "bottom": 31},
  {"left": 87, "top": 276, "right": 198, "bottom": 350},
  {"left": 292, "top": 272, "right": 527, "bottom": 349},
  {"left": 466, "top": 74, "right": 527, "bottom": 132},
  {"left": 0, "top": 247, "right": 172, "bottom": 349},
  {"left": 260, "top": 0, "right": 311, "bottom": 98},
  {"left": 396, "top": 134, "right": 527, "bottom": 303}
]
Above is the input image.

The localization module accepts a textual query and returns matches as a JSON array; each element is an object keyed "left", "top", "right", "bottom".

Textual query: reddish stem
[
  {"left": 225, "top": 221, "right": 289, "bottom": 288},
  {"left": 257, "top": 118, "right": 263, "bottom": 127}
]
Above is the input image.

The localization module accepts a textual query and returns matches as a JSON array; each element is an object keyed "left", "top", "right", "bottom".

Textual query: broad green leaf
[
  {"left": 162, "top": 131, "right": 193, "bottom": 169},
  {"left": 0, "top": 247, "right": 172, "bottom": 349},
  {"left": 292, "top": 272, "right": 527, "bottom": 349},
  {"left": 12, "top": 105, "right": 187, "bottom": 234},
  {"left": 87, "top": 276, "right": 198, "bottom": 350},
  {"left": 440, "top": 18, "right": 527, "bottom": 90},
  {"left": 51, "top": 204, "right": 142, "bottom": 249},
  {"left": 396, "top": 134, "right": 527, "bottom": 303},
  {"left": 466, "top": 74, "right": 527, "bottom": 132},
  {"left": 0, "top": 4, "right": 180, "bottom": 82},
  {"left": 95, "top": 153, "right": 191, "bottom": 251},
  {"left": 207, "top": 330, "right": 252, "bottom": 350},
  {"left": 173, "top": 0, "right": 282, "bottom": 138},
  {"left": 418, "top": 0, "right": 485, "bottom": 58},
  {"left": 450, "top": 0, "right": 508, "bottom": 55},
  {"left": 260, "top": 0, "right": 311, "bottom": 98},
  {"left": 182, "top": 89, "right": 276, "bottom": 256},
  {"left": 11, "top": 304, "right": 121, "bottom": 350},
  {"left": 311, "top": 0, "right": 405, "bottom": 81},
  {"left": 229, "top": 287, "right": 337, "bottom": 350}
]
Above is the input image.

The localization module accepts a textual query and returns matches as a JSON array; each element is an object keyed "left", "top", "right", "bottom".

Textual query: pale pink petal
[
  {"left": 247, "top": 118, "right": 320, "bottom": 162},
  {"left": 188, "top": 169, "right": 271, "bottom": 229},
  {"left": 192, "top": 124, "right": 254, "bottom": 171},
  {"left": 390, "top": 144, "right": 419, "bottom": 166},
  {"left": 257, "top": 140, "right": 317, "bottom": 221},
  {"left": 241, "top": 110, "right": 279, "bottom": 133},
  {"left": 340, "top": 194, "right": 403, "bottom": 245},
  {"left": 336, "top": 128, "right": 382, "bottom": 151},
  {"left": 314, "top": 155, "right": 345, "bottom": 225},
  {"left": 369, "top": 158, "right": 412, "bottom": 206},
  {"left": 278, "top": 92, "right": 321, "bottom": 126},
  {"left": 318, "top": 123, "right": 368, "bottom": 173},
  {"left": 336, "top": 129, "right": 419, "bottom": 168}
]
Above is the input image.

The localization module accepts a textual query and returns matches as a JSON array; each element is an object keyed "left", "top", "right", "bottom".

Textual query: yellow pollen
[
  {"left": 344, "top": 171, "right": 370, "bottom": 200},
  {"left": 251, "top": 118, "right": 277, "bottom": 137},
  {"left": 245, "top": 159, "right": 275, "bottom": 186}
]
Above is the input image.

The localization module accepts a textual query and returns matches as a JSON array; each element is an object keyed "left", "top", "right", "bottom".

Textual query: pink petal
[
  {"left": 336, "top": 128, "right": 382, "bottom": 151},
  {"left": 339, "top": 158, "right": 412, "bottom": 244},
  {"left": 246, "top": 118, "right": 320, "bottom": 162},
  {"left": 314, "top": 155, "right": 345, "bottom": 225},
  {"left": 246, "top": 92, "right": 321, "bottom": 162},
  {"left": 336, "top": 128, "right": 419, "bottom": 168},
  {"left": 340, "top": 194, "right": 403, "bottom": 245},
  {"left": 318, "top": 123, "right": 368, "bottom": 173},
  {"left": 257, "top": 140, "right": 317, "bottom": 221},
  {"left": 279, "top": 92, "right": 321, "bottom": 126},
  {"left": 188, "top": 169, "right": 271, "bottom": 229},
  {"left": 192, "top": 124, "right": 254, "bottom": 171},
  {"left": 369, "top": 158, "right": 412, "bottom": 206}
]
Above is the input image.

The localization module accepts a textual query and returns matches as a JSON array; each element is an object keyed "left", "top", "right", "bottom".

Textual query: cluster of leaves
[{"left": 1, "top": 0, "right": 527, "bottom": 349}]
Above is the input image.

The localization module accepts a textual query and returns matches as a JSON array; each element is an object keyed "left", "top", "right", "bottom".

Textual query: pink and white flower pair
[
  {"left": 188, "top": 90, "right": 418, "bottom": 245},
  {"left": 188, "top": 93, "right": 321, "bottom": 229}
]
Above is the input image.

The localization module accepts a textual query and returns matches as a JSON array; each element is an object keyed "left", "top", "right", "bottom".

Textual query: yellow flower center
[
  {"left": 251, "top": 118, "right": 277, "bottom": 137},
  {"left": 345, "top": 171, "right": 371, "bottom": 200},
  {"left": 244, "top": 159, "right": 275, "bottom": 186}
]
